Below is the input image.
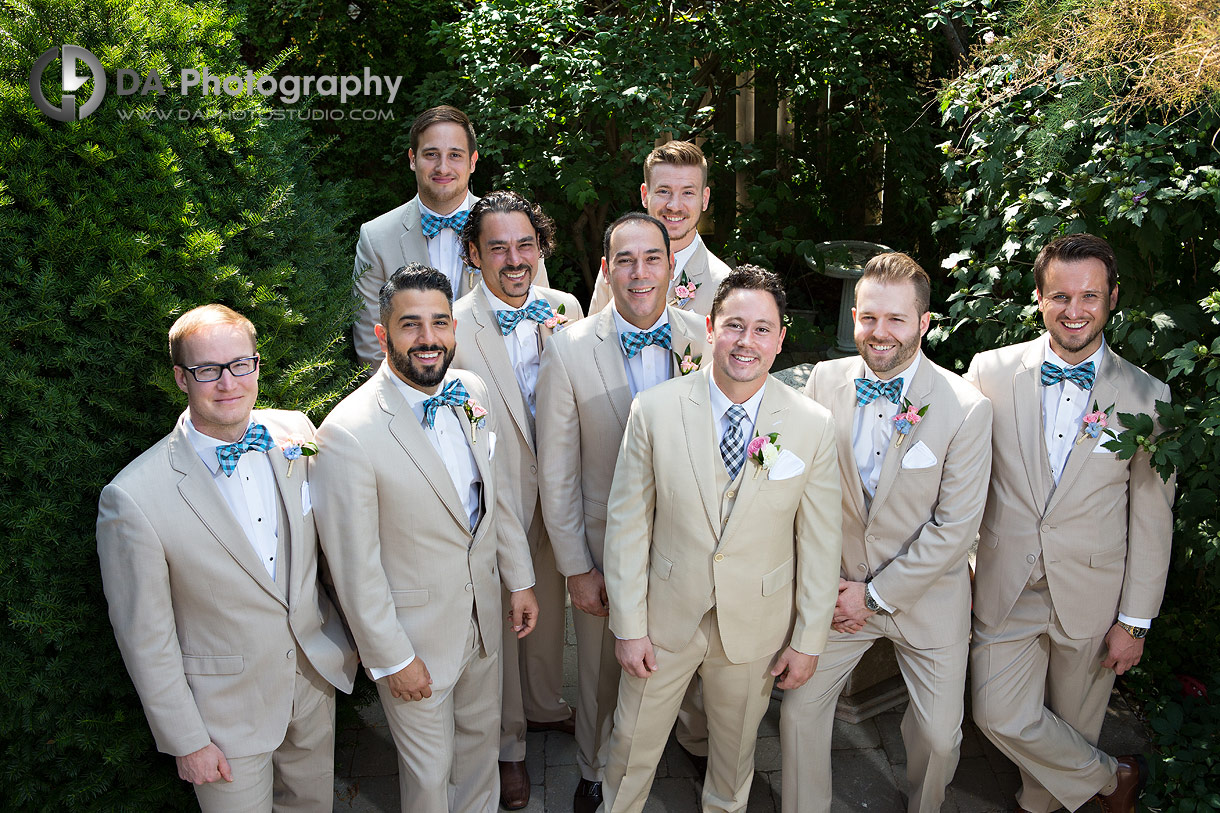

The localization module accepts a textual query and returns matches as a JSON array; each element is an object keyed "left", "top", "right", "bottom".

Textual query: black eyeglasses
[{"left": 180, "top": 355, "right": 260, "bottom": 383}]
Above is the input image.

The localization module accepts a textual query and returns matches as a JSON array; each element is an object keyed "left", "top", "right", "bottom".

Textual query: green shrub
[{"left": 0, "top": 0, "right": 360, "bottom": 807}]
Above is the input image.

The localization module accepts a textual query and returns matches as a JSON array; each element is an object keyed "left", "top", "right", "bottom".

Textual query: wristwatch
[
  {"left": 864, "top": 581, "right": 886, "bottom": 614},
  {"left": 1117, "top": 621, "right": 1148, "bottom": 639}
]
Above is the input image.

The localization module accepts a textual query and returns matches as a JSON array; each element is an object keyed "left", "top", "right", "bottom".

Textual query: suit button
[
  {"left": 857, "top": 564, "right": 867, "bottom": 572},
  {"left": 286, "top": 649, "right": 294, "bottom": 660},
  {"left": 726, "top": 491, "right": 735, "bottom": 499},
  {"left": 465, "top": 583, "right": 474, "bottom": 592},
  {"left": 1041, "top": 525, "right": 1051, "bottom": 533},
  {"left": 866, "top": 534, "right": 877, "bottom": 542},
  {"left": 1026, "top": 554, "right": 1037, "bottom": 564},
  {"left": 530, "top": 465, "right": 537, "bottom": 474},
  {"left": 714, "top": 553, "right": 725, "bottom": 562}
]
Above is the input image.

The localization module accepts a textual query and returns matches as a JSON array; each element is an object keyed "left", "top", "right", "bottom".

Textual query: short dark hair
[
  {"left": 1033, "top": 233, "right": 1118, "bottom": 294},
  {"left": 379, "top": 263, "right": 453, "bottom": 327},
  {"left": 856, "top": 252, "right": 931, "bottom": 314},
  {"left": 710, "top": 264, "right": 787, "bottom": 324},
  {"left": 409, "top": 105, "right": 477, "bottom": 154},
  {"left": 603, "top": 212, "right": 670, "bottom": 261},
  {"left": 460, "top": 190, "right": 556, "bottom": 266}
]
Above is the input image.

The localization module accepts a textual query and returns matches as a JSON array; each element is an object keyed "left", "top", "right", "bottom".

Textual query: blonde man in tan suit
[
  {"left": 450, "top": 190, "right": 583, "bottom": 809},
  {"left": 967, "top": 234, "right": 1174, "bottom": 813},
  {"left": 352, "top": 106, "right": 549, "bottom": 369},
  {"left": 312, "top": 266, "right": 539, "bottom": 813},
  {"left": 536, "top": 212, "right": 712, "bottom": 812},
  {"left": 588, "top": 140, "right": 730, "bottom": 317},
  {"left": 780, "top": 253, "right": 993, "bottom": 812},
  {"left": 96, "top": 305, "right": 358, "bottom": 812},
  {"left": 601, "top": 266, "right": 843, "bottom": 813}
]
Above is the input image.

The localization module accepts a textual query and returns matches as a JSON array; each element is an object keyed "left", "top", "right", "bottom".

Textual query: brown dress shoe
[
  {"left": 526, "top": 707, "right": 576, "bottom": 735},
  {"left": 498, "top": 760, "right": 530, "bottom": 810},
  {"left": 1095, "top": 755, "right": 1148, "bottom": 813},
  {"left": 573, "top": 778, "right": 603, "bottom": 813}
]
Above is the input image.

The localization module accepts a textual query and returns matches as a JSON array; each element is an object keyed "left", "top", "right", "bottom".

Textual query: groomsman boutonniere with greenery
[
  {"left": 670, "top": 271, "right": 700, "bottom": 307},
  {"left": 463, "top": 398, "right": 488, "bottom": 443},
  {"left": 279, "top": 436, "right": 318, "bottom": 476},
  {"left": 747, "top": 432, "right": 781, "bottom": 479},
  {"left": 1077, "top": 401, "right": 1117, "bottom": 446},
  {"left": 673, "top": 343, "right": 702, "bottom": 375},
  {"left": 892, "top": 399, "right": 930, "bottom": 447},
  {"left": 543, "top": 303, "right": 569, "bottom": 331}
]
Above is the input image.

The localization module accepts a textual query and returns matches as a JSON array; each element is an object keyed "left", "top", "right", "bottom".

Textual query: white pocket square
[
  {"left": 900, "top": 441, "right": 938, "bottom": 469},
  {"left": 488, "top": 430, "right": 497, "bottom": 459},
  {"left": 768, "top": 449, "right": 805, "bottom": 481},
  {"left": 300, "top": 481, "right": 312, "bottom": 516},
  {"left": 1091, "top": 435, "right": 1119, "bottom": 453}
]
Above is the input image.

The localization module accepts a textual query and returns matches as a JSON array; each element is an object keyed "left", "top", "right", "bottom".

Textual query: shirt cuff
[
  {"left": 510, "top": 583, "right": 535, "bottom": 592},
  {"left": 1117, "top": 613, "right": 1151, "bottom": 629},
  {"left": 867, "top": 582, "right": 896, "bottom": 614},
  {"left": 369, "top": 655, "right": 414, "bottom": 680}
]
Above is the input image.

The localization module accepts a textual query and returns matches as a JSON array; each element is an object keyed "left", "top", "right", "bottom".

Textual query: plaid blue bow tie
[
  {"left": 1040, "top": 360, "right": 1095, "bottom": 390},
  {"left": 421, "top": 378, "right": 470, "bottom": 428},
  {"left": 620, "top": 324, "right": 672, "bottom": 358},
  {"left": 420, "top": 209, "right": 470, "bottom": 239},
  {"left": 215, "top": 423, "right": 275, "bottom": 477},
  {"left": 495, "top": 300, "right": 554, "bottom": 335},
  {"left": 855, "top": 378, "right": 903, "bottom": 407}
]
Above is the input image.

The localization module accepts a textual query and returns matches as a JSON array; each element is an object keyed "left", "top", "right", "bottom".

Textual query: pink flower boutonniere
[
  {"left": 463, "top": 398, "right": 488, "bottom": 443},
  {"left": 670, "top": 271, "right": 700, "bottom": 307},
  {"left": 892, "top": 399, "right": 929, "bottom": 447},
  {"left": 747, "top": 432, "right": 781, "bottom": 479},
  {"left": 542, "top": 303, "right": 569, "bottom": 331},
  {"left": 279, "top": 436, "right": 318, "bottom": 476},
  {"left": 1077, "top": 401, "right": 1116, "bottom": 446},
  {"left": 673, "top": 343, "right": 702, "bottom": 375}
]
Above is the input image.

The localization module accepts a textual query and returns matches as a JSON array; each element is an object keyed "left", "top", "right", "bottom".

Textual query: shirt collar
[
  {"left": 186, "top": 416, "right": 256, "bottom": 475},
  {"left": 481, "top": 280, "right": 538, "bottom": 312},
  {"left": 673, "top": 234, "right": 703, "bottom": 279},
  {"left": 386, "top": 367, "right": 453, "bottom": 423},
  {"left": 611, "top": 305, "right": 669, "bottom": 338},
  {"left": 709, "top": 374, "right": 766, "bottom": 426},
  {"left": 418, "top": 192, "right": 475, "bottom": 220},
  {"left": 860, "top": 350, "right": 922, "bottom": 403},
  {"left": 1043, "top": 334, "right": 1106, "bottom": 372}
]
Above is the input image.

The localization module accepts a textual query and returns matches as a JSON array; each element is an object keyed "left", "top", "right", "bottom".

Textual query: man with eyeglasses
[{"left": 96, "top": 304, "right": 358, "bottom": 812}]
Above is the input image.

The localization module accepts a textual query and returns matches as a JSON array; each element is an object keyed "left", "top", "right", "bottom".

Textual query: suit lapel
[
  {"left": 168, "top": 420, "right": 286, "bottom": 606},
  {"left": 869, "top": 360, "right": 934, "bottom": 520},
  {"left": 400, "top": 197, "right": 429, "bottom": 266},
  {"left": 593, "top": 309, "right": 633, "bottom": 431},
  {"left": 1013, "top": 340, "right": 1050, "bottom": 511},
  {"left": 1045, "top": 347, "right": 1120, "bottom": 516},
  {"left": 832, "top": 360, "right": 869, "bottom": 523},
  {"left": 681, "top": 370, "right": 721, "bottom": 536},
  {"left": 719, "top": 380, "right": 788, "bottom": 543},
  {"left": 261, "top": 414, "right": 306, "bottom": 605},
  {"left": 668, "top": 306, "right": 707, "bottom": 375},
  {"left": 469, "top": 287, "right": 536, "bottom": 454}
]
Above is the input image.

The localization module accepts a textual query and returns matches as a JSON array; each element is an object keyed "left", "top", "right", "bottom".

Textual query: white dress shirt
[
  {"left": 420, "top": 192, "right": 477, "bottom": 296},
  {"left": 852, "top": 352, "right": 922, "bottom": 499},
  {"left": 482, "top": 282, "right": 543, "bottom": 417},
  {"left": 187, "top": 419, "right": 280, "bottom": 581},
  {"left": 708, "top": 375, "right": 765, "bottom": 451},
  {"left": 612, "top": 306, "right": 673, "bottom": 398}
]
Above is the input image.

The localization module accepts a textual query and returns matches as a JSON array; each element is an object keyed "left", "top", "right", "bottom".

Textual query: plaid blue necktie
[
  {"left": 495, "top": 300, "right": 554, "bottom": 335},
  {"left": 720, "top": 405, "right": 748, "bottom": 480},
  {"left": 1040, "top": 360, "right": 1095, "bottom": 390},
  {"left": 855, "top": 378, "right": 904, "bottom": 407},
  {"left": 421, "top": 379, "right": 470, "bottom": 428},
  {"left": 215, "top": 423, "right": 275, "bottom": 477},
  {"left": 420, "top": 209, "right": 470, "bottom": 239},
  {"left": 620, "top": 323, "right": 672, "bottom": 358}
]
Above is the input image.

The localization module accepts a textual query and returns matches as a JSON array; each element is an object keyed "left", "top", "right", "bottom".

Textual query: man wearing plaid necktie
[
  {"left": 600, "top": 266, "right": 842, "bottom": 813},
  {"left": 96, "top": 305, "right": 358, "bottom": 812},
  {"left": 966, "top": 234, "right": 1174, "bottom": 813},
  {"left": 352, "top": 105, "right": 549, "bottom": 370}
]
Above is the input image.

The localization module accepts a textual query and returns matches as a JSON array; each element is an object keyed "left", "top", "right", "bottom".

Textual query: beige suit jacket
[
  {"left": 452, "top": 285, "right": 583, "bottom": 537},
  {"left": 310, "top": 366, "right": 535, "bottom": 686},
  {"left": 603, "top": 369, "right": 843, "bottom": 662},
  {"left": 588, "top": 239, "right": 731, "bottom": 316},
  {"left": 966, "top": 338, "right": 1175, "bottom": 639},
  {"left": 805, "top": 355, "right": 993, "bottom": 649},
  {"left": 96, "top": 409, "right": 358, "bottom": 759},
  {"left": 352, "top": 194, "right": 550, "bottom": 368},
  {"left": 536, "top": 306, "right": 712, "bottom": 577}
]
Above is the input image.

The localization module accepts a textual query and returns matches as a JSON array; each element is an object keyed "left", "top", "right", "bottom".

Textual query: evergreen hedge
[{"left": 0, "top": 0, "right": 360, "bottom": 807}]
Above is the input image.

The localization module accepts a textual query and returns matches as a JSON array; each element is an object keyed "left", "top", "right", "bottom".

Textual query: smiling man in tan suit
[
  {"left": 450, "top": 190, "right": 583, "bottom": 809},
  {"left": 780, "top": 253, "right": 992, "bottom": 813},
  {"left": 536, "top": 212, "right": 712, "bottom": 812},
  {"left": 352, "top": 106, "right": 548, "bottom": 370},
  {"left": 967, "top": 233, "right": 1174, "bottom": 813},
  {"left": 97, "top": 304, "right": 358, "bottom": 812},
  {"left": 588, "top": 140, "right": 730, "bottom": 317},
  {"left": 312, "top": 265, "right": 539, "bottom": 813},
  {"left": 600, "top": 266, "right": 842, "bottom": 813}
]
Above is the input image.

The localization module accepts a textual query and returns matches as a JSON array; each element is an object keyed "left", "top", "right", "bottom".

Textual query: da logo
[{"left": 30, "top": 45, "right": 107, "bottom": 122}]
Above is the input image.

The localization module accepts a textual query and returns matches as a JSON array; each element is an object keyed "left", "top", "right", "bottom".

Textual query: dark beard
[{"left": 386, "top": 336, "right": 454, "bottom": 389}]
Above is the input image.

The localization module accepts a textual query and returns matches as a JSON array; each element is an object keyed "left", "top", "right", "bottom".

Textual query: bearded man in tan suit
[
  {"left": 780, "top": 253, "right": 992, "bottom": 813},
  {"left": 588, "top": 140, "right": 730, "bottom": 317},
  {"left": 312, "top": 265, "right": 540, "bottom": 813},
  {"left": 352, "top": 106, "right": 548, "bottom": 369},
  {"left": 450, "top": 190, "right": 583, "bottom": 809},
  {"left": 97, "top": 305, "right": 358, "bottom": 812},
  {"left": 967, "top": 233, "right": 1174, "bottom": 813},
  {"left": 536, "top": 212, "right": 712, "bottom": 812},
  {"left": 600, "top": 266, "right": 843, "bottom": 813}
]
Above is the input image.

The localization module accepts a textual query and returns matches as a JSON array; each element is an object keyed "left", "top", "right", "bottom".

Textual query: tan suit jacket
[
  {"left": 805, "top": 355, "right": 993, "bottom": 649},
  {"left": 966, "top": 338, "right": 1174, "bottom": 639},
  {"left": 310, "top": 366, "right": 535, "bottom": 685},
  {"left": 537, "top": 306, "right": 711, "bottom": 577},
  {"left": 588, "top": 239, "right": 730, "bottom": 316},
  {"left": 96, "top": 409, "right": 357, "bottom": 760},
  {"left": 352, "top": 194, "right": 550, "bottom": 368},
  {"left": 604, "top": 369, "right": 843, "bottom": 662}
]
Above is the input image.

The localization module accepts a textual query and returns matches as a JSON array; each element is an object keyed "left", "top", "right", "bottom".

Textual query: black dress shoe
[
  {"left": 498, "top": 760, "right": 530, "bottom": 810},
  {"left": 527, "top": 707, "right": 577, "bottom": 736},
  {"left": 678, "top": 742, "right": 708, "bottom": 777},
  {"left": 573, "top": 778, "right": 603, "bottom": 813}
]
